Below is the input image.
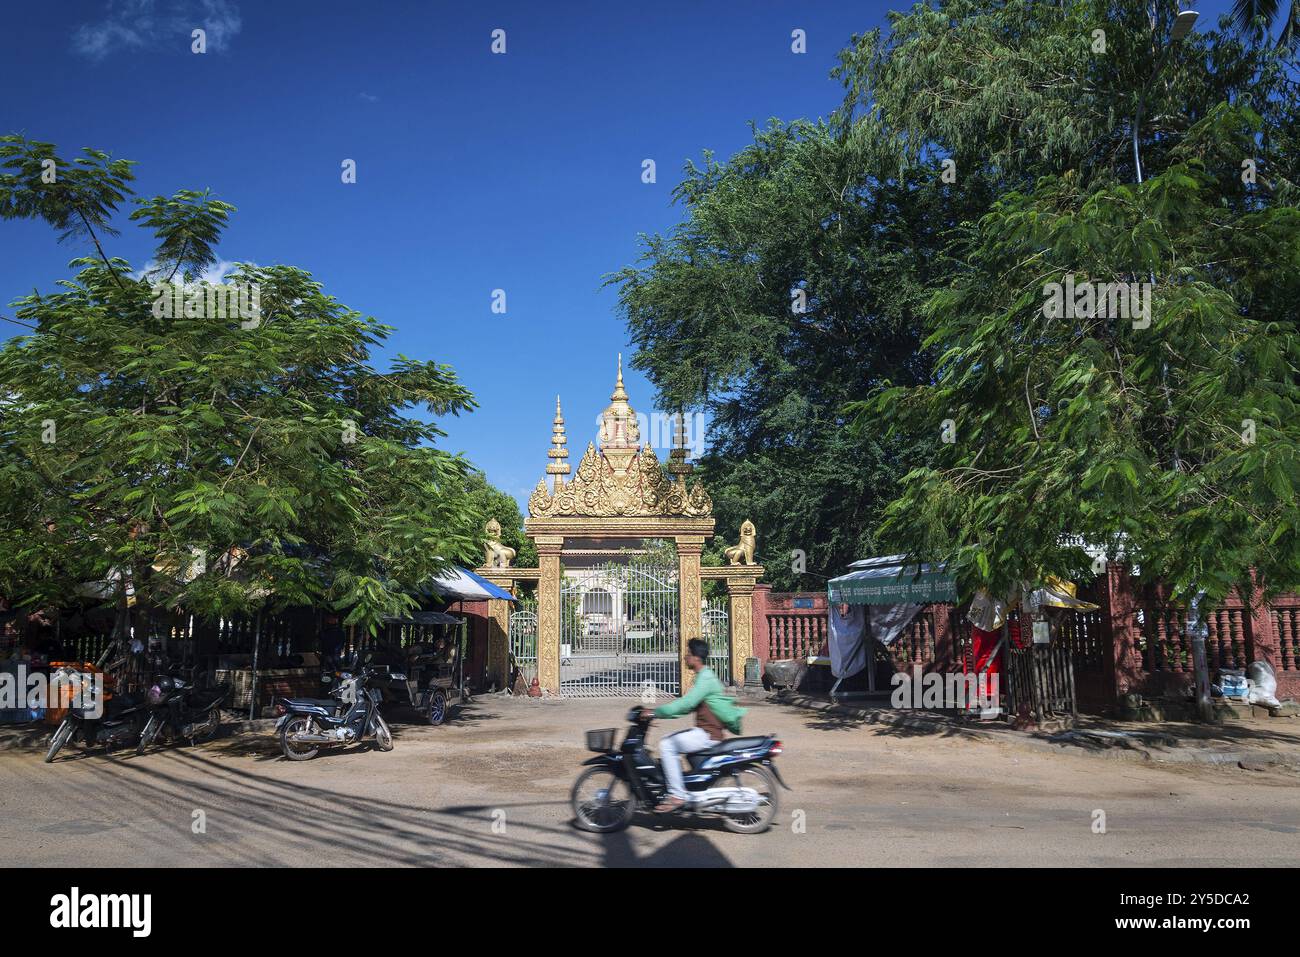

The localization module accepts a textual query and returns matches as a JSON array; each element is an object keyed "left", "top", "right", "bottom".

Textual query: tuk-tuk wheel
[{"left": 427, "top": 688, "right": 448, "bottom": 726}]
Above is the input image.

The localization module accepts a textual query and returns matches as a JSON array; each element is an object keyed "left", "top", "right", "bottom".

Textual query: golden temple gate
[{"left": 476, "top": 358, "right": 763, "bottom": 698}]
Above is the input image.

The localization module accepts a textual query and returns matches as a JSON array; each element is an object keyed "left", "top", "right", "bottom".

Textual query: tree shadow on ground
[
  {"left": 48, "top": 738, "right": 741, "bottom": 867},
  {"left": 781, "top": 703, "right": 973, "bottom": 739},
  {"left": 72, "top": 747, "right": 588, "bottom": 866}
]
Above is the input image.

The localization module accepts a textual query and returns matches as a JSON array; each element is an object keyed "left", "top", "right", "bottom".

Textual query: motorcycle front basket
[{"left": 585, "top": 728, "right": 616, "bottom": 753}]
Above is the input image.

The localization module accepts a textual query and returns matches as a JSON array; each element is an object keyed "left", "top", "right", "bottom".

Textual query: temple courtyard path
[{"left": 3, "top": 696, "right": 1298, "bottom": 868}]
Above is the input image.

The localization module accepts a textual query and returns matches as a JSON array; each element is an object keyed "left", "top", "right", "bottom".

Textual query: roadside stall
[
  {"left": 968, "top": 578, "right": 1099, "bottom": 722},
  {"left": 826, "top": 555, "right": 957, "bottom": 699},
  {"left": 826, "top": 556, "right": 1098, "bottom": 721}
]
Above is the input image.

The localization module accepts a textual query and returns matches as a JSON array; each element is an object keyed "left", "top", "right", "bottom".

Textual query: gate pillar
[
  {"left": 477, "top": 569, "right": 521, "bottom": 692},
  {"left": 676, "top": 536, "right": 705, "bottom": 693},
  {"left": 535, "top": 535, "right": 564, "bottom": 693},
  {"left": 726, "top": 572, "right": 762, "bottom": 684}
]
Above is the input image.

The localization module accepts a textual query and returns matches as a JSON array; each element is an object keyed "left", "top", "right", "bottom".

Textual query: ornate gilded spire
[
  {"left": 526, "top": 360, "right": 714, "bottom": 519},
  {"left": 598, "top": 353, "right": 640, "bottom": 473},
  {"left": 667, "top": 408, "right": 693, "bottom": 479},
  {"left": 612, "top": 352, "right": 628, "bottom": 401},
  {"left": 546, "top": 395, "right": 570, "bottom": 487}
]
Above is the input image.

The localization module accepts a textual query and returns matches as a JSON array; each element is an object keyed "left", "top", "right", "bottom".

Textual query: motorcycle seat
[{"left": 687, "top": 736, "right": 770, "bottom": 767}]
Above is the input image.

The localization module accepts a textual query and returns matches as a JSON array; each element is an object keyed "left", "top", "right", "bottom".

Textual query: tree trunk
[{"left": 1191, "top": 635, "right": 1214, "bottom": 722}]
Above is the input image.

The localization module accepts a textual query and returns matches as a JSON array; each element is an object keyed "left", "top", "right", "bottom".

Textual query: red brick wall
[
  {"left": 754, "top": 587, "right": 828, "bottom": 665},
  {"left": 454, "top": 600, "right": 490, "bottom": 692},
  {"left": 1128, "top": 580, "right": 1300, "bottom": 703}
]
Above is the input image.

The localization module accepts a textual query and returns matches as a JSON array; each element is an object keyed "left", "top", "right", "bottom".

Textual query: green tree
[
  {"left": 1230, "top": 0, "right": 1299, "bottom": 49},
  {"left": 836, "top": 2, "right": 1299, "bottom": 726},
  {"left": 836, "top": 0, "right": 1299, "bottom": 596},
  {"left": 858, "top": 103, "right": 1300, "bottom": 605},
  {"left": 609, "top": 120, "right": 951, "bottom": 588},
  {"left": 0, "top": 136, "right": 484, "bottom": 635},
  {"left": 615, "top": 3, "right": 1299, "bottom": 725}
]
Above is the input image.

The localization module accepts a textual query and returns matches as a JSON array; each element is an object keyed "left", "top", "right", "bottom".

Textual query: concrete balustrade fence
[{"left": 752, "top": 570, "right": 1300, "bottom": 713}]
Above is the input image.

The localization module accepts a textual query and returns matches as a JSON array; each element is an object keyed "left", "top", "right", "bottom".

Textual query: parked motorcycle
[
  {"left": 571, "top": 706, "right": 787, "bottom": 834},
  {"left": 135, "top": 671, "right": 230, "bottom": 754},
  {"left": 44, "top": 689, "right": 150, "bottom": 763},
  {"left": 274, "top": 667, "right": 394, "bottom": 760}
]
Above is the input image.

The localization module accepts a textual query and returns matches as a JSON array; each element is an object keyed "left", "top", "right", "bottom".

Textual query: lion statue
[
  {"left": 483, "top": 518, "right": 516, "bottom": 568},
  {"left": 723, "top": 519, "right": 757, "bottom": 566}
]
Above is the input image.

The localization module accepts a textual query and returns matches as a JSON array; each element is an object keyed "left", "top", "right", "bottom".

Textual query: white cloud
[
  {"left": 72, "top": 0, "right": 242, "bottom": 61},
  {"left": 196, "top": 258, "right": 246, "bottom": 285},
  {"left": 134, "top": 258, "right": 254, "bottom": 284}
]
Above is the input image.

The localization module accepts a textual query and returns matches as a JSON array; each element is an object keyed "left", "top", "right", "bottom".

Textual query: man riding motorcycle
[{"left": 649, "top": 637, "right": 747, "bottom": 813}]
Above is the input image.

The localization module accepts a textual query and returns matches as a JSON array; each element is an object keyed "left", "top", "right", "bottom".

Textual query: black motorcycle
[
  {"left": 571, "top": 706, "right": 788, "bottom": 834},
  {"left": 274, "top": 666, "right": 393, "bottom": 760},
  {"left": 44, "top": 689, "right": 149, "bottom": 763},
  {"left": 135, "top": 672, "right": 230, "bottom": 754}
]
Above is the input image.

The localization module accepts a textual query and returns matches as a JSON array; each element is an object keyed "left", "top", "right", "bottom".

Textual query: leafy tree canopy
[
  {"left": 841, "top": 1, "right": 1300, "bottom": 603},
  {"left": 609, "top": 118, "right": 949, "bottom": 589},
  {"left": 614, "top": 0, "right": 1298, "bottom": 603},
  {"left": 0, "top": 136, "right": 504, "bottom": 633}
]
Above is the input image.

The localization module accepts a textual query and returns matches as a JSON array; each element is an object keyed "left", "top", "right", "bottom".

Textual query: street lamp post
[{"left": 1132, "top": 9, "right": 1199, "bottom": 184}]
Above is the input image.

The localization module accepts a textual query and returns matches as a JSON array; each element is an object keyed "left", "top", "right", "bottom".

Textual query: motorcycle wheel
[
  {"left": 280, "top": 716, "right": 320, "bottom": 761},
  {"left": 718, "top": 766, "right": 779, "bottom": 834},
  {"left": 44, "top": 719, "right": 76, "bottom": 764},
  {"left": 427, "top": 688, "right": 448, "bottom": 726},
  {"left": 135, "top": 715, "right": 163, "bottom": 755},
  {"left": 373, "top": 713, "right": 394, "bottom": 751},
  {"left": 570, "top": 767, "right": 636, "bottom": 833}
]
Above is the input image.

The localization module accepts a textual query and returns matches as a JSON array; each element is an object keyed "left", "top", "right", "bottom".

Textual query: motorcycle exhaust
[
  {"left": 691, "top": 786, "right": 760, "bottom": 813},
  {"left": 287, "top": 731, "right": 336, "bottom": 743}
]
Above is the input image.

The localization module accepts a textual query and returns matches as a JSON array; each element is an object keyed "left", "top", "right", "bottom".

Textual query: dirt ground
[{"left": 3, "top": 695, "right": 1298, "bottom": 868}]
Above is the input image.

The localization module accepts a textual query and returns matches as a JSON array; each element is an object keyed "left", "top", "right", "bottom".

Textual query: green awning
[{"left": 827, "top": 555, "right": 957, "bottom": 605}]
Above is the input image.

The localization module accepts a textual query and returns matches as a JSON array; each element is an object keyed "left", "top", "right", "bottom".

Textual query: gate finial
[
  {"left": 546, "top": 395, "right": 570, "bottom": 487},
  {"left": 613, "top": 353, "right": 627, "bottom": 401}
]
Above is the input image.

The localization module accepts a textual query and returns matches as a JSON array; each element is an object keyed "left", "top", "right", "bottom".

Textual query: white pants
[{"left": 659, "top": 727, "right": 714, "bottom": 800}]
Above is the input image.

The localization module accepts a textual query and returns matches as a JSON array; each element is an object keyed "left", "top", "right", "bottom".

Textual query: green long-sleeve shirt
[{"left": 653, "top": 667, "right": 746, "bottom": 733}]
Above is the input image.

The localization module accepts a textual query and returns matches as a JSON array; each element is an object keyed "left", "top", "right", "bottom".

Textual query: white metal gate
[
  {"left": 508, "top": 597, "right": 538, "bottom": 687},
  {"left": 561, "top": 564, "right": 679, "bottom": 697},
  {"left": 702, "top": 598, "right": 731, "bottom": 684}
]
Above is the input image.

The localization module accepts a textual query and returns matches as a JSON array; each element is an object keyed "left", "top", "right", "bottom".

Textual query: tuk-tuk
[{"left": 326, "top": 612, "right": 465, "bottom": 725}]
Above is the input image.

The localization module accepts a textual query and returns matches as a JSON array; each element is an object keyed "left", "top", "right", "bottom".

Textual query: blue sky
[{"left": 1, "top": 0, "right": 1237, "bottom": 506}]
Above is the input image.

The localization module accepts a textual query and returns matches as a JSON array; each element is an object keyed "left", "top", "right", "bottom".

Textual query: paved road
[{"left": 3, "top": 697, "right": 1298, "bottom": 867}]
